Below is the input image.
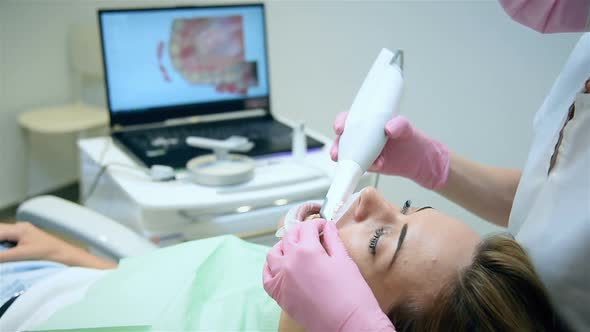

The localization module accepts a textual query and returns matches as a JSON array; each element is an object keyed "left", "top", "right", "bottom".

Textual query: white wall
[
  {"left": 266, "top": 1, "right": 580, "bottom": 234},
  {"left": 0, "top": 1, "right": 581, "bottom": 234}
]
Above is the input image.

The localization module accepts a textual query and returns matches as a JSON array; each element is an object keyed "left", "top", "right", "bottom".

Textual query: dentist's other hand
[
  {"left": 331, "top": 112, "right": 450, "bottom": 190},
  {"left": 263, "top": 219, "right": 395, "bottom": 332}
]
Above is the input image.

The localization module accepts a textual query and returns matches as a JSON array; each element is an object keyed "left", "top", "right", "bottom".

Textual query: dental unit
[{"left": 320, "top": 48, "right": 404, "bottom": 222}]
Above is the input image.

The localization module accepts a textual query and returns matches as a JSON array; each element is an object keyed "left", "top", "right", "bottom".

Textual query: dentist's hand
[
  {"left": 263, "top": 219, "right": 395, "bottom": 332},
  {"left": 331, "top": 112, "right": 450, "bottom": 190}
]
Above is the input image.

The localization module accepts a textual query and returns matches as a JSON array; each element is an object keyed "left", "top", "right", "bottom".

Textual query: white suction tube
[{"left": 320, "top": 48, "right": 404, "bottom": 221}]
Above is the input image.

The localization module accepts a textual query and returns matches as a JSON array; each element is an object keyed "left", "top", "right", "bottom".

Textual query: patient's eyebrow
[
  {"left": 390, "top": 223, "right": 408, "bottom": 267},
  {"left": 389, "top": 207, "right": 432, "bottom": 268},
  {"left": 387, "top": 224, "right": 408, "bottom": 270}
]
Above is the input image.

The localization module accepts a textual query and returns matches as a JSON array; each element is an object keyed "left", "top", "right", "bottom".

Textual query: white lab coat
[{"left": 509, "top": 33, "right": 590, "bottom": 331}]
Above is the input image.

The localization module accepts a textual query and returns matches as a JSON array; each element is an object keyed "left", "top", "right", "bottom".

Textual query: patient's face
[{"left": 334, "top": 187, "right": 480, "bottom": 313}]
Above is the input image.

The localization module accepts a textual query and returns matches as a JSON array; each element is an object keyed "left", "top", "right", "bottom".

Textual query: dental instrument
[
  {"left": 320, "top": 48, "right": 404, "bottom": 221},
  {"left": 186, "top": 136, "right": 255, "bottom": 186},
  {"left": 292, "top": 122, "right": 307, "bottom": 162}
]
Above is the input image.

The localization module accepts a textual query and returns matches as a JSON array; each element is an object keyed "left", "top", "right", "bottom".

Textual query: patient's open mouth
[{"left": 303, "top": 212, "right": 321, "bottom": 221}]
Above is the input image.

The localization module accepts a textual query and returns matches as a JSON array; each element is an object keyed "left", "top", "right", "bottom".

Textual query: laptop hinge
[{"left": 112, "top": 109, "right": 268, "bottom": 133}]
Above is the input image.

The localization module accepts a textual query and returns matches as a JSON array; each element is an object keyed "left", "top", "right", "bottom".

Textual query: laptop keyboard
[{"left": 114, "top": 118, "right": 324, "bottom": 169}]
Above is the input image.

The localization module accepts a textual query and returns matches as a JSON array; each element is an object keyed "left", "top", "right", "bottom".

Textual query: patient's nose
[{"left": 354, "top": 187, "right": 395, "bottom": 222}]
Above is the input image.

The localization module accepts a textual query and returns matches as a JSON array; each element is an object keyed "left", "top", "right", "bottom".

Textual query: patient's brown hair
[{"left": 388, "top": 234, "right": 568, "bottom": 332}]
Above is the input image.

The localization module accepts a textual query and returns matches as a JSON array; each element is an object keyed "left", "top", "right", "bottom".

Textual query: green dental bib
[{"left": 33, "top": 236, "right": 280, "bottom": 332}]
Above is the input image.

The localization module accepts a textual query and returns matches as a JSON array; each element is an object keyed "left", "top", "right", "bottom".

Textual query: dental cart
[{"left": 77, "top": 132, "right": 377, "bottom": 247}]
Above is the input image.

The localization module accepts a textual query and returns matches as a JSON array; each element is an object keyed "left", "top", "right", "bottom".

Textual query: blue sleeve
[{"left": 0, "top": 244, "right": 67, "bottom": 305}]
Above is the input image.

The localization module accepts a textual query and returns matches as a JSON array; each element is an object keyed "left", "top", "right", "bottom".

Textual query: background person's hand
[
  {"left": 0, "top": 222, "right": 116, "bottom": 269},
  {"left": 0, "top": 222, "right": 77, "bottom": 263},
  {"left": 263, "top": 219, "right": 394, "bottom": 332},
  {"left": 331, "top": 112, "right": 450, "bottom": 190}
]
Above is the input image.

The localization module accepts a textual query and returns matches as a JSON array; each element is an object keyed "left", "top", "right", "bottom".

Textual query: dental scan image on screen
[
  {"left": 100, "top": 6, "right": 269, "bottom": 113},
  {"left": 164, "top": 16, "right": 258, "bottom": 94}
]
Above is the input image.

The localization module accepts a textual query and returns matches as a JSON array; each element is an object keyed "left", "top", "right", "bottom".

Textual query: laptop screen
[{"left": 98, "top": 4, "right": 271, "bottom": 127}]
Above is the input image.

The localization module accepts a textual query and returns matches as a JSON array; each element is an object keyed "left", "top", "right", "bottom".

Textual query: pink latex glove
[
  {"left": 498, "top": 0, "right": 590, "bottom": 33},
  {"left": 330, "top": 112, "right": 450, "bottom": 190},
  {"left": 263, "top": 219, "right": 395, "bottom": 332}
]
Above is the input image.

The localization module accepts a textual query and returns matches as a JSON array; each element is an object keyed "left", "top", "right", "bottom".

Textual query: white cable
[
  {"left": 81, "top": 138, "right": 112, "bottom": 204},
  {"left": 81, "top": 139, "right": 151, "bottom": 204}
]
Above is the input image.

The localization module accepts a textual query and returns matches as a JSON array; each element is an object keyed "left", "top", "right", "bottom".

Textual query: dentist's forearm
[{"left": 437, "top": 153, "right": 521, "bottom": 227}]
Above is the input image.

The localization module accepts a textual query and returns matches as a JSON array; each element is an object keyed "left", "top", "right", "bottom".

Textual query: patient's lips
[
  {"left": 275, "top": 200, "right": 322, "bottom": 238},
  {"left": 296, "top": 203, "right": 322, "bottom": 221}
]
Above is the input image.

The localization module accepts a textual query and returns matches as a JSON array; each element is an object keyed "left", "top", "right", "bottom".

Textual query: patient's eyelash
[
  {"left": 369, "top": 227, "right": 385, "bottom": 255},
  {"left": 401, "top": 200, "right": 411, "bottom": 215}
]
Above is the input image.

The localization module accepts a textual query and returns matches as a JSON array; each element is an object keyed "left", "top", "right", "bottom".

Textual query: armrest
[{"left": 16, "top": 195, "right": 157, "bottom": 261}]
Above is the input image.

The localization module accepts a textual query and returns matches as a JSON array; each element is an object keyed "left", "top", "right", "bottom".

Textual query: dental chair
[
  {"left": 0, "top": 196, "right": 156, "bottom": 332},
  {"left": 16, "top": 195, "right": 157, "bottom": 261}
]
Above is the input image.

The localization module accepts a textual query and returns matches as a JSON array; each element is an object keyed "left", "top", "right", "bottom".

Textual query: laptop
[{"left": 98, "top": 4, "right": 323, "bottom": 169}]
